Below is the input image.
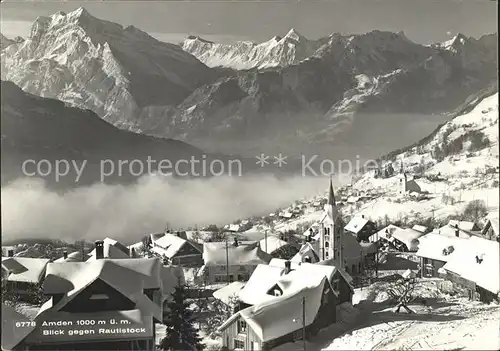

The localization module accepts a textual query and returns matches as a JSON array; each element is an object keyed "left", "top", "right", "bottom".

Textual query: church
[{"left": 294, "top": 179, "right": 375, "bottom": 276}]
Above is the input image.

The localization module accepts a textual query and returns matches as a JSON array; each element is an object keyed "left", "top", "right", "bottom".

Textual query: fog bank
[{"left": 1, "top": 173, "right": 348, "bottom": 244}]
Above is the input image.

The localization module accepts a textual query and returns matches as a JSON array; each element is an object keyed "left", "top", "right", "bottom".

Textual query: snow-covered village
[{"left": 1, "top": 1, "right": 499, "bottom": 351}]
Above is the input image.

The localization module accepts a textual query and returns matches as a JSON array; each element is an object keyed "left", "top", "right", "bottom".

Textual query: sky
[{"left": 0, "top": 0, "right": 497, "bottom": 45}]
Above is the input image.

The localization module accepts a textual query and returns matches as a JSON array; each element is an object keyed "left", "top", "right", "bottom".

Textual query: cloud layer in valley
[{"left": 1, "top": 174, "right": 346, "bottom": 244}]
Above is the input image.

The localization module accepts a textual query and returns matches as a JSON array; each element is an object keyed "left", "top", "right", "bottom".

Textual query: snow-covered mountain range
[
  {"left": 1, "top": 7, "right": 497, "bottom": 159},
  {"left": 0, "top": 8, "right": 219, "bottom": 130},
  {"left": 182, "top": 29, "right": 325, "bottom": 70}
]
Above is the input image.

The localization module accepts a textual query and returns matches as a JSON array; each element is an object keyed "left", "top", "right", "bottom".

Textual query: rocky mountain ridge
[{"left": 1, "top": 8, "right": 497, "bottom": 159}]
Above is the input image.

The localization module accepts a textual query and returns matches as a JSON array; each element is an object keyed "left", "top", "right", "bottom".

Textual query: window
[
  {"left": 234, "top": 339, "right": 245, "bottom": 350},
  {"left": 333, "top": 278, "right": 340, "bottom": 293},
  {"left": 89, "top": 294, "right": 109, "bottom": 300},
  {"left": 237, "top": 320, "right": 247, "bottom": 333}
]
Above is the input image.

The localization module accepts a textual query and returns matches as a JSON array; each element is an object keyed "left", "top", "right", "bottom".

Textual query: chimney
[
  {"left": 233, "top": 238, "right": 239, "bottom": 247},
  {"left": 284, "top": 260, "right": 292, "bottom": 274},
  {"left": 455, "top": 229, "right": 459, "bottom": 238},
  {"left": 130, "top": 247, "right": 136, "bottom": 258},
  {"left": 95, "top": 240, "right": 104, "bottom": 259},
  {"left": 63, "top": 251, "right": 68, "bottom": 260},
  {"left": 362, "top": 215, "right": 365, "bottom": 219},
  {"left": 7, "top": 249, "right": 14, "bottom": 257}
]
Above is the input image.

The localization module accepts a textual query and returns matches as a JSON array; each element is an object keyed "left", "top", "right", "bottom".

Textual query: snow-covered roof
[
  {"left": 152, "top": 233, "right": 201, "bottom": 259},
  {"left": 2, "top": 304, "right": 35, "bottom": 350},
  {"left": 291, "top": 242, "right": 321, "bottom": 264},
  {"left": 1, "top": 257, "right": 50, "bottom": 283},
  {"left": 203, "top": 241, "right": 271, "bottom": 266},
  {"left": 228, "top": 224, "right": 241, "bottom": 232},
  {"left": 374, "top": 224, "right": 403, "bottom": 242},
  {"left": 415, "top": 233, "right": 468, "bottom": 262},
  {"left": 87, "top": 237, "right": 130, "bottom": 260},
  {"left": 433, "top": 225, "right": 472, "bottom": 239},
  {"left": 443, "top": 236, "right": 500, "bottom": 294},
  {"left": 347, "top": 196, "right": 360, "bottom": 203},
  {"left": 54, "top": 251, "right": 90, "bottom": 263},
  {"left": 448, "top": 220, "right": 479, "bottom": 232},
  {"left": 391, "top": 228, "right": 425, "bottom": 250},
  {"left": 213, "top": 281, "right": 246, "bottom": 305},
  {"left": 271, "top": 258, "right": 353, "bottom": 286},
  {"left": 259, "top": 236, "right": 289, "bottom": 254},
  {"left": 222, "top": 276, "right": 327, "bottom": 342},
  {"left": 238, "top": 264, "right": 285, "bottom": 305},
  {"left": 412, "top": 225, "right": 428, "bottom": 233},
  {"left": 344, "top": 216, "right": 370, "bottom": 234},
  {"left": 40, "top": 258, "right": 167, "bottom": 322}
]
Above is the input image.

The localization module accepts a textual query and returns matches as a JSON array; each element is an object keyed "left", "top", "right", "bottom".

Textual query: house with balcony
[
  {"left": 344, "top": 215, "right": 377, "bottom": 242},
  {"left": 150, "top": 232, "right": 203, "bottom": 266},
  {"left": 1, "top": 255, "right": 50, "bottom": 302},
  {"left": 17, "top": 241, "right": 178, "bottom": 350},
  {"left": 218, "top": 259, "right": 353, "bottom": 351},
  {"left": 442, "top": 236, "right": 499, "bottom": 303},
  {"left": 415, "top": 233, "right": 468, "bottom": 277}
]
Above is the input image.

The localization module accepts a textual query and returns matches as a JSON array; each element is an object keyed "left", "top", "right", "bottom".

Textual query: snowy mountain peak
[
  {"left": 182, "top": 29, "right": 318, "bottom": 70},
  {"left": 440, "top": 33, "right": 470, "bottom": 51},
  {"left": 283, "top": 28, "right": 306, "bottom": 41}
]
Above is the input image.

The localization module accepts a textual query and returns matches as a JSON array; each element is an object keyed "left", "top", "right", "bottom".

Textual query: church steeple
[{"left": 328, "top": 176, "right": 336, "bottom": 206}]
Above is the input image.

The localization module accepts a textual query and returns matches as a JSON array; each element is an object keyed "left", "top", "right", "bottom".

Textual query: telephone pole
[
  {"left": 225, "top": 240, "right": 230, "bottom": 285},
  {"left": 302, "top": 296, "right": 306, "bottom": 351},
  {"left": 265, "top": 230, "right": 268, "bottom": 253}
]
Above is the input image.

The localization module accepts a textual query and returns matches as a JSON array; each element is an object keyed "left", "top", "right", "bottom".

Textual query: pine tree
[{"left": 159, "top": 283, "right": 205, "bottom": 351}]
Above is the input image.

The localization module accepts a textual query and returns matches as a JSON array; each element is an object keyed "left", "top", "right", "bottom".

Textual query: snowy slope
[
  {"left": 182, "top": 29, "right": 323, "bottom": 70},
  {"left": 1, "top": 8, "right": 215, "bottom": 130}
]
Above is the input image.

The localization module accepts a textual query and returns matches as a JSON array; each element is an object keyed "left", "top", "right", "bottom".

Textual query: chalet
[
  {"left": 443, "top": 236, "right": 499, "bottom": 303},
  {"left": 150, "top": 232, "right": 203, "bottom": 266},
  {"left": 344, "top": 215, "right": 377, "bottom": 241},
  {"left": 86, "top": 237, "right": 130, "bottom": 261},
  {"left": 389, "top": 228, "right": 424, "bottom": 252},
  {"left": 218, "top": 260, "right": 353, "bottom": 351},
  {"left": 370, "top": 224, "right": 401, "bottom": 243},
  {"left": 415, "top": 233, "right": 468, "bottom": 277},
  {"left": 376, "top": 225, "right": 424, "bottom": 252},
  {"left": 200, "top": 239, "right": 271, "bottom": 284},
  {"left": 19, "top": 252, "right": 177, "bottom": 350},
  {"left": 1, "top": 256, "right": 50, "bottom": 302},
  {"left": 481, "top": 217, "right": 499, "bottom": 241}
]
